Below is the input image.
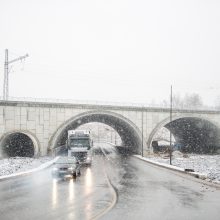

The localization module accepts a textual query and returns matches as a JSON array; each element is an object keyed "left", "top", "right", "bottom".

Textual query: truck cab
[{"left": 67, "top": 130, "right": 93, "bottom": 165}]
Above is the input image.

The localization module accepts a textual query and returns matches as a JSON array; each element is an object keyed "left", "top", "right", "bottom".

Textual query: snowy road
[{"left": 0, "top": 146, "right": 220, "bottom": 220}]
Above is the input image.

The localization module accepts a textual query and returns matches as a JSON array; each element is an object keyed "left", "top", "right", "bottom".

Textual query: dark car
[{"left": 52, "top": 156, "right": 80, "bottom": 178}]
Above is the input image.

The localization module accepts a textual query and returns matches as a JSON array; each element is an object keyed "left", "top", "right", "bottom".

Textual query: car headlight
[
  {"left": 53, "top": 167, "right": 58, "bottom": 171},
  {"left": 68, "top": 167, "right": 74, "bottom": 170}
]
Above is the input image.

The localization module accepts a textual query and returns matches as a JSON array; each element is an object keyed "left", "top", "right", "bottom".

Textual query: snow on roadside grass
[
  {"left": 0, "top": 157, "right": 52, "bottom": 176},
  {"left": 147, "top": 152, "right": 220, "bottom": 184}
]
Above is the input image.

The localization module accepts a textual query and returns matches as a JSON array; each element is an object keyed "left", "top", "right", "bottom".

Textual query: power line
[{"left": 3, "top": 49, "right": 28, "bottom": 100}]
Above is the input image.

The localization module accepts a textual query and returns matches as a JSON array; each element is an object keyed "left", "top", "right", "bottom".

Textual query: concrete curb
[
  {"left": 134, "top": 155, "right": 208, "bottom": 180},
  {"left": 0, "top": 157, "right": 59, "bottom": 181}
]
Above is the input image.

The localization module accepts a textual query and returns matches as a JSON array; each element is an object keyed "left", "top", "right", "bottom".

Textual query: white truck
[{"left": 67, "top": 130, "right": 93, "bottom": 165}]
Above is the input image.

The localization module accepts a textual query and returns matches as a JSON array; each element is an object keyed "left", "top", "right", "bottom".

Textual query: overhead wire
[{"left": 17, "top": 64, "right": 220, "bottom": 91}]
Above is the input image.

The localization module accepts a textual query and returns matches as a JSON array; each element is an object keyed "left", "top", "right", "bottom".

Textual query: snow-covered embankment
[
  {"left": 0, "top": 157, "right": 53, "bottom": 177},
  {"left": 147, "top": 152, "right": 220, "bottom": 184}
]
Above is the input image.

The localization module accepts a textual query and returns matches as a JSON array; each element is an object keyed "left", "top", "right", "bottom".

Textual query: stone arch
[
  {"left": 49, "top": 110, "right": 145, "bottom": 154},
  {"left": 0, "top": 130, "right": 40, "bottom": 157},
  {"left": 148, "top": 114, "right": 220, "bottom": 153}
]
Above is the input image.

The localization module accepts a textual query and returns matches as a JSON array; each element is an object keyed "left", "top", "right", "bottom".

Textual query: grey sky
[{"left": 0, "top": 0, "right": 220, "bottom": 105}]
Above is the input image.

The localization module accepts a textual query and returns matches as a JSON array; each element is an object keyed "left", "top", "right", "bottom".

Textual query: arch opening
[
  {"left": 0, "top": 133, "right": 35, "bottom": 158},
  {"left": 151, "top": 117, "right": 220, "bottom": 154},
  {"left": 78, "top": 122, "right": 122, "bottom": 145},
  {"left": 51, "top": 111, "right": 143, "bottom": 154}
]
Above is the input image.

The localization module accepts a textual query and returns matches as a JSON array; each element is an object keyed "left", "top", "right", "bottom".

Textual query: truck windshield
[{"left": 69, "top": 139, "right": 90, "bottom": 147}]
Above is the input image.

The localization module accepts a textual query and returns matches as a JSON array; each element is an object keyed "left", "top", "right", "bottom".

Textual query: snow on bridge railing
[
  {"left": 0, "top": 96, "right": 167, "bottom": 108},
  {"left": 0, "top": 96, "right": 218, "bottom": 111}
]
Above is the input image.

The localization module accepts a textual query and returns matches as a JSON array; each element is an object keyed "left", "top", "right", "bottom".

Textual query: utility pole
[
  {"left": 3, "top": 49, "right": 8, "bottom": 101},
  {"left": 3, "top": 49, "right": 29, "bottom": 100},
  {"left": 97, "top": 125, "right": 99, "bottom": 143},
  {"left": 141, "top": 106, "right": 144, "bottom": 157},
  {"left": 114, "top": 131, "right": 116, "bottom": 145},
  {"left": 169, "top": 85, "right": 173, "bottom": 165}
]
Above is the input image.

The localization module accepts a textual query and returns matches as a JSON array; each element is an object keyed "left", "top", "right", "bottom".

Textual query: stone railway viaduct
[{"left": 0, "top": 100, "right": 220, "bottom": 157}]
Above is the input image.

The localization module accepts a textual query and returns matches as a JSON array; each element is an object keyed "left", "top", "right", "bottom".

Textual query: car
[
  {"left": 73, "top": 152, "right": 92, "bottom": 166},
  {"left": 52, "top": 156, "right": 81, "bottom": 178}
]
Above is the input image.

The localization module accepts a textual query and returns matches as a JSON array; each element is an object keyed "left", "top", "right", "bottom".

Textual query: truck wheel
[
  {"left": 78, "top": 170, "right": 81, "bottom": 176},
  {"left": 72, "top": 172, "right": 77, "bottom": 178}
]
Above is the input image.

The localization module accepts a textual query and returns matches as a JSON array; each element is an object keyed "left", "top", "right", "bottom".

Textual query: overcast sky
[{"left": 0, "top": 0, "right": 220, "bottom": 106}]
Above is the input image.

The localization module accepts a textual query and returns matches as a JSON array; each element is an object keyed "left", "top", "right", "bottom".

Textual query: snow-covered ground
[
  {"left": 0, "top": 157, "right": 52, "bottom": 176},
  {"left": 147, "top": 152, "right": 220, "bottom": 184}
]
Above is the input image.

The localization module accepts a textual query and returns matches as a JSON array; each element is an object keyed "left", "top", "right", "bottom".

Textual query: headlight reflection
[
  {"left": 85, "top": 168, "right": 93, "bottom": 219},
  {"left": 68, "top": 179, "right": 75, "bottom": 202},
  {"left": 85, "top": 168, "right": 92, "bottom": 188},
  {"left": 52, "top": 179, "right": 57, "bottom": 209},
  {"left": 85, "top": 168, "right": 93, "bottom": 197}
]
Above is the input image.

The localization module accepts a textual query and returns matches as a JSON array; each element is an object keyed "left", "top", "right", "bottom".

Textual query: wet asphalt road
[
  {"left": 1, "top": 146, "right": 220, "bottom": 220},
  {"left": 102, "top": 153, "right": 220, "bottom": 220},
  {"left": 0, "top": 156, "right": 113, "bottom": 220}
]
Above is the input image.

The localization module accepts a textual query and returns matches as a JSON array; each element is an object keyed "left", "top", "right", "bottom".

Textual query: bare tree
[
  {"left": 173, "top": 94, "right": 184, "bottom": 109},
  {"left": 214, "top": 96, "right": 220, "bottom": 110},
  {"left": 160, "top": 93, "right": 203, "bottom": 110},
  {"left": 183, "top": 93, "right": 203, "bottom": 109}
]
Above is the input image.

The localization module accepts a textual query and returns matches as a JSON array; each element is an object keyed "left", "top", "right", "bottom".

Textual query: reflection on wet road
[
  {"left": 0, "top": 157, "right": 113, "bottom": 220},
  {"left": 0, "top": 143, "right": 220, "bottom": 220},
  {"left": 101, "top": 153, "right": 220, "bottom": 220}
]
